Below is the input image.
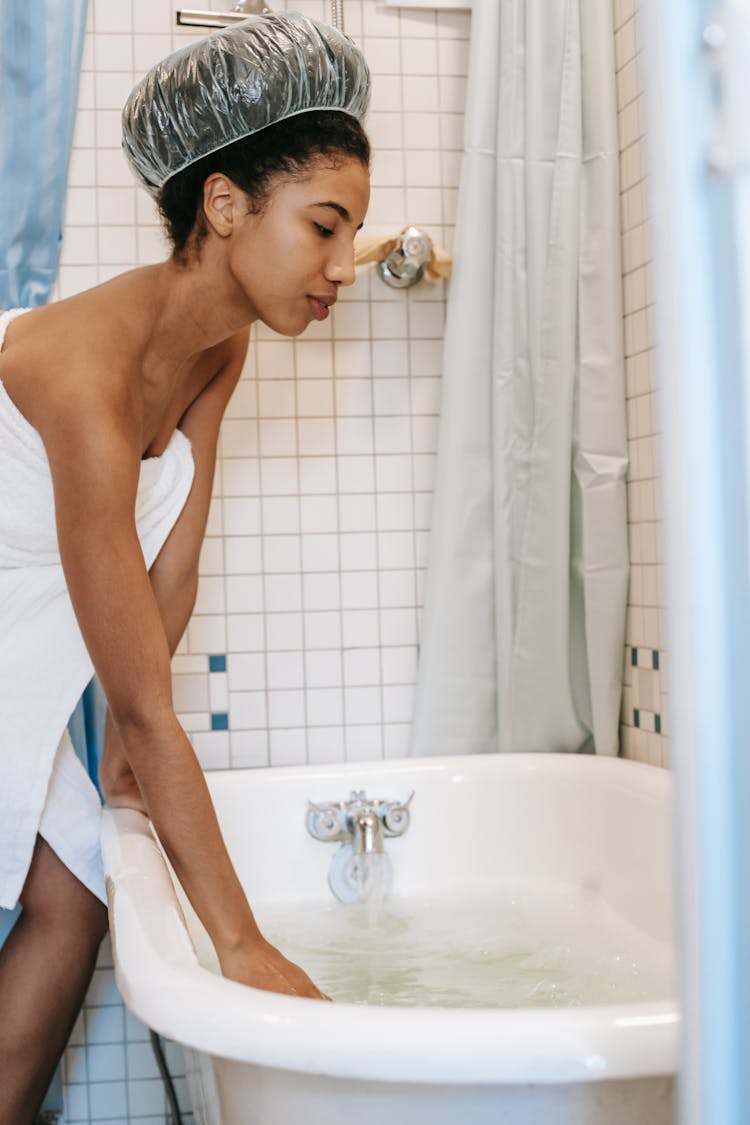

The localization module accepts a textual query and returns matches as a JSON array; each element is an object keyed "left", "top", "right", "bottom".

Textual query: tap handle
[
  {"left": 382, "top": 789, "right": 415, "bottom": 835},
  {"left": 306, "top": 801, "right": 347, "bottom": 841}
]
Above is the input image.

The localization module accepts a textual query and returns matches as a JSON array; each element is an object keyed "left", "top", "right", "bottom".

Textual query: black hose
[{"left": 149, "top": 1030, "right": 184, "bottom": 1125}]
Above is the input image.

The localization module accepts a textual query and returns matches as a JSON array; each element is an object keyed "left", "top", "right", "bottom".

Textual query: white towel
[{"left": 0, "top": 308, "right": 195, "bottom": 908}]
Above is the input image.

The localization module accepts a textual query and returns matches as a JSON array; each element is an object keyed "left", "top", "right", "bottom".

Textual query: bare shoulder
[{"left": 0, "top": 296, "right": 141, "bottom": 442}]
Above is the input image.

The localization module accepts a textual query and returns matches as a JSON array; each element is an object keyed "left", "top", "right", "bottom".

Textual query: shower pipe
[{"left": 177, "top": 1, "right": 344, "bottom": 30}]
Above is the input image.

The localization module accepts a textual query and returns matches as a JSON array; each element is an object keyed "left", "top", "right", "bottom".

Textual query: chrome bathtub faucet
[{"left": 306, "top": 789, "right": 414, "bottom": 903}]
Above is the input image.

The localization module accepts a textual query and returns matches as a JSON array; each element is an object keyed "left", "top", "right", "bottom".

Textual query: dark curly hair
[{"left": 157, "top": 109, "right": 370, "bottom": 261}]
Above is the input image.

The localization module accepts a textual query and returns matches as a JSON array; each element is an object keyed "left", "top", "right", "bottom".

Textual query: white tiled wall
[
  {"left": 613, "top": 0, "right": 670, "bottom": 769},
  {"left": 59, "top": 1, "right": 469, "bottom": 1120}
]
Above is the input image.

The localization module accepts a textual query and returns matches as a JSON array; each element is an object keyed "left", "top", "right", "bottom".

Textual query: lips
[{"left": 307, "top": 294, "right": 336, "bottom": 321}]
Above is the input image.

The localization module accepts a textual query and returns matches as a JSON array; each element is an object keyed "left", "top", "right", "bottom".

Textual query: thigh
[{"left": 20, "top": 836, "right": 107, "bottom": 935}]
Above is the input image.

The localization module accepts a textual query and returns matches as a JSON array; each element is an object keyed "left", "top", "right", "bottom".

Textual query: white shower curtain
[{"left": 410, "top": 0, "right": 628, "bottom": 756}]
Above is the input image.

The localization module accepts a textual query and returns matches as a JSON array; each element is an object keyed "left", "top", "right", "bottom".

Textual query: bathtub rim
[{"left": 101, "top": 752, "right": 679, "bottom": 1086}]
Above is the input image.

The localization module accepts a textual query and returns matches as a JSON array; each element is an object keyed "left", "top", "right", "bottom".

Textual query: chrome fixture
[
  {"left": 330, "top": 0, "right": 345, "bottom": 31},
  {"left": 307, "top": 789, "right": 414, "bottom": 903},
  {"left": 377, "top": 226, "right": 435, "bottom": 289},
  {"left": 176, "top": 0, "right": 272, "bottom": 30}
]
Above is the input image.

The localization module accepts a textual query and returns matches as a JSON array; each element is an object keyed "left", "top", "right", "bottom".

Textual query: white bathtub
[{"left": 101, "top": 753, "right": 678, "bottom": 1125}]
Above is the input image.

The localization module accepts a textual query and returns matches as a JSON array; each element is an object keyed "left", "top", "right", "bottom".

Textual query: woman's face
[{"left": 227, "top": 157, "right": 371, "bottom": 336}]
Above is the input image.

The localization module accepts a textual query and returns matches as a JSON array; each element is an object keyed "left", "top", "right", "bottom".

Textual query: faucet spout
[{"left": 350, "top": 808, "right": 385, "bottom": 855}]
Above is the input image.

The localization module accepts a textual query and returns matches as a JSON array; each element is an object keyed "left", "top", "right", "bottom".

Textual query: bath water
[{"left": 194, "top": 881, "right": 675, "bottom": 1009}]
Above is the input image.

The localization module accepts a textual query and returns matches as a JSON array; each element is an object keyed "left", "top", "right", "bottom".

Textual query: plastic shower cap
[{"left": 122, "top": 11, "right": 371, "bottom": 197}]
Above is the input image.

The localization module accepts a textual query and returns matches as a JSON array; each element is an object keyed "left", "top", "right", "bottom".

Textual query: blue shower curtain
[
  {"left": 0, "top": 0, "right": 99, "bottom": 789},
  {"left": 410, "top": 0, "right": 628, "bottom": 757},
  {"left": 0, "top": 0, "right": 89, "bottom": 307}
]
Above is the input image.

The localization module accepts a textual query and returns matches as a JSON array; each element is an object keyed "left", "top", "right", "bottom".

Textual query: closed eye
[{"left": 314, "top": 223, "right": 334, "bottom": 238}]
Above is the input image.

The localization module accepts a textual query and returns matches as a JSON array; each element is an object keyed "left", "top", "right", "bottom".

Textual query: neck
[{"left": 139, "top": 243, "right": 256, "bottom": 365}]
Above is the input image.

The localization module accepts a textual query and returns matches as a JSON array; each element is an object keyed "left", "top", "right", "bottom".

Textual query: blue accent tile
[
  {"left": 655, "top": 713, "right": 661, "bottom": 734},
  {"left": 209, "top": 654, "right": 226, "bottom": 673},
  {"left": 211, "top": 712, "right": 229, "bottom": 731},
  {"left": 652, "top": 650, "right": 660, "bottom": 671},
  {"left": 631, "top": 647, "right": 638, "bottom": 667},
  {"left": 633, "top": 708, "right": 640, "bottom": 728}
]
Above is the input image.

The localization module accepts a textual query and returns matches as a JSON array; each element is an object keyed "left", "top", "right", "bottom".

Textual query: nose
[{"left": 325, "top": 241, "right": 357, "bottom": 287}]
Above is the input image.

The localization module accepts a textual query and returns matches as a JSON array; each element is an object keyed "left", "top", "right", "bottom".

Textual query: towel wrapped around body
[{"left": 0, "top": 307, "right": 195, "bottom": 908}]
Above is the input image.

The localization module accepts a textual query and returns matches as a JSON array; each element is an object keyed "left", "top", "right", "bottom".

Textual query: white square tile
[
  {"left": 340, "top": 532, "right": 378, "bottom": 570},
  {"left": 172, "top": 673, "right": 209, "bottom": 713},
  {"left": 301, "top": 495, "right": 338, "bottom": 533},
  {"left": 374, "top": 417, "right": 412, "bottom": 455},
  {"left": 296, "top": 341, "right": 334, "bottom": 378},
  {"left": 337, "top": 455, "right": 376, "bottom": 493},
  {"left": 301, "top": 533, "right": 339, "bottom": 572},
  {"left": 268, "top": 689, "right": 305, "bottom": 730},
  {"left": 381, "top": 607, "right": 418, "bottom": 646},
  {"left": 364, "top": 37, "right": 404, "bottom": 75},
  {"left": 260, "top": 497, "right": 299, "bottom": 536},
  {"left": 296, "top": 379, "right": 335, "bottom": 417},
  {"left": 98, "top": 223, "right": 139, "bottom": 263},
  {"left": 306, "top": 688, "right": 345, "bottom": 726},
  {"left": 269, "top": 728, "right": 307, "bottom": 766},
  {"left": 258, "top": 380, "right": 296, "bottom": 418},
  {"left": 228, "top": 653, "right": 265, "bottom": 692},
  {"left": 383, "top": 684, "right": 416, "bottom": 723},
  {"left": 383, "top": 723, "right": 413, "bottom": 758},
  {"left": 260, "top": 458, "right": 299, "bottom": 496},
  {"left": 341, "top": 570, "right": 379, "bottom": 610},
  {"left": 373, "top": 377, "right": 410, "bottom": 416},
  {"left": 265, "top": 573, "right": 303, "bottom": 613},
  {"left": 379, "top": 569, "right": 416, "bottom": 607},
  {"left": 339, "top": 493, "right": 377, "bottom": 532},
  {"left": 336, "top": 377, "right": 373, "bottom": 417},
  {"left": 343, "top": 647, "right": 380, "bottom": 686},
  {"left": 223, "top": 457, "right": 260, "bottom": 496},
  {"left": 342, "top": 609, "right": 381, "bottom": 648},
  {"left": 298, "top": 418, "right": 336, "bottom": 455},
  {"left": 193, "top": 731, "right": 231, "bottom": 770},
  {"left": 265, "top": 613, "right": 304, "bottom": 651},
  {"left": 223, "top": 574, "right": 262, "bottom": 615},
  {"left": 64, "top": 1046, "right": 88, "bottom": 1084},
  {"left": 87, "top": 1042, "right": 126, "bottom": 1084},
  {"left": 344, "top": 726, "right": 384, "bottom": 760},
  {"left": 229, "top": 691, "right": 267, "bottom": 730},
  {"left": 258, "top": 420, "right": 297, "bottom": 457},
  {"left": 187, "top": 615, "right": 226, "bottom": 654},
  {"left": 336, "top": 417, "right": 375, "bottom": 455},
  {"left": 344, "top": 686, "right": 383, "bottom": 725},
  {"left": 307, "top": 728, "right": 346, "bottom": 763},
  {"left": 225, "top": 536, "right": 262, "bottom": 575},
  {"left": 305, "top": 649, "right": 343, "bottom": 688},
  {"left": 334, "top": 340, "right": 372, "bottom": 378},
  {"left": 304, "top": 610, "right": 343, "bottom": 649},
  {"left": 231, "top": 730, "right": 269, "bottom": 768},
  {"left": 303, "top": 572, "right": 341, "bottom": 611},
  {"left": 63, "top": 1082, "right": 90, "bottom": 1122},
  {"left": 84, "top": 1004, "right": 124, "bottom": 1045},
  {"left": 257, "top": 340, "right": 295, "bottom": 377}
]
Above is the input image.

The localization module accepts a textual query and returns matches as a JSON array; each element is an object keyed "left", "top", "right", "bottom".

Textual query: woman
[{"left": 0, "top": 12, "right": 370, "bottom": 1122}]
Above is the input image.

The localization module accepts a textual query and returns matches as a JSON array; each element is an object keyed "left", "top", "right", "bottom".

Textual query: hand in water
[{"left": 220, "top": 937, "right": 331, "bottom": 1000}]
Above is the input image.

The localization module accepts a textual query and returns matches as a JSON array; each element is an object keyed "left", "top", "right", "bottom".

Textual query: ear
[{"left": 202, "top": 173, "right": 243, "bottom": 238}]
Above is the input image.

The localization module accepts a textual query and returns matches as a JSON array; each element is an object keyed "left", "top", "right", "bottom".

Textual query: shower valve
[{"left": 378, "top": 227, "right": 434, "bottom": 289}]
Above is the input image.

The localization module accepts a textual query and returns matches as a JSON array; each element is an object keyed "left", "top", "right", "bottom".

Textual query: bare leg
[{"left": 0, "top": 836, "right": 108, "bottom": 1125}]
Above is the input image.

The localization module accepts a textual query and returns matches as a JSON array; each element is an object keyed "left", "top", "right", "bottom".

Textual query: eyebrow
[{"left": 314, "top": 201, "right": 364, "bottom": 231}]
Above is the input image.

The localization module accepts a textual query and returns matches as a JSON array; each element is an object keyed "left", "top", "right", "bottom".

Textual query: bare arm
[
  {"left": 98, "top": 335, "right": 246, "bottom": 808},
  {"left": 41, "top": 339, "right": 325, "bottom": 999}
]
